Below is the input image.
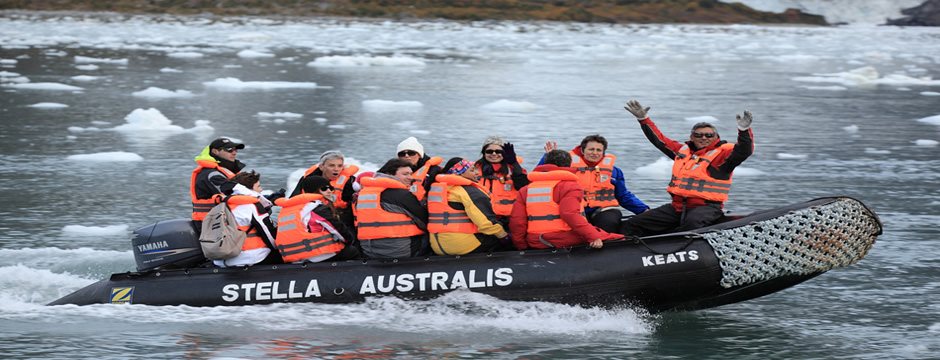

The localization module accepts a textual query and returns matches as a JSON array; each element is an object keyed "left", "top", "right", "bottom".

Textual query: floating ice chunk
[
  {"left": 922, "top": 91, "right": 940, "bottom": 96},
  {"left": 843, "top": 125, "right": 859, "bottom": 133},
  {"left": 794, "top": 66, "right": 940, "bottom": 87},
  {"left": 3, "top": 82, "right": 83, "bottom": 91},
  {"left": 28, "top": 102, "right": 68, "bottom": 108},
  {"left": 237, "top": 49, "right": 275, "bottom": 58},
  {"left": 307, "top": 55, "right": 426, "bottom": 68},
  {"left": 314, "top": 117, "right": 327, "bottom": 123},
  {"left": 918, "top": 115, "right": 940, "bottom": 126},
  {"left": 277, "top": 130, "right": 288, "bottom": 134},
  {"left": 223, "top": 64, "right": 242, "bottom": 68},
  {"left": 62, "top": 224, "right": 129, "bottom": 236},
  {"left": 112, "top": 108, "right": 184, "bottom": 133},
  {"left": 914, "top": 139, "right": 938, "bottom": 147},
  {"left": 685, "top": 115, "right": 719, "bottom": 123},
  {"left": 864, "top": 148, "right": 891, "bottom": 154},
  {"left": 328, "top": 124, "right": 347, "bottom": 129},
  {"left": 203, "top": 77, "right": 318, "bottom": 91},
  {"left": 3, "top": 76, "right": 29, "bottom": 83},
  {"left": 44, "top": 50, "right": 67, "bottom": 57},
  {"left": 362, "top": 99, "right": 423, "bottom": 112},
  {"left": 67, "top": 152, "right": 143, "bottom": 162},
  {"left": 410, "top": 129, "right": 431, "bottom": 135},
  {"left": 228, "top": 32, "right": 272, "bottom": 42},
  {"left": 74, "top": 56, "right": 128, "bottom": 65},
  {"left": 272, "top": 119, "right": 286, "bottom": 124},
  {"left": 394, "top": 121, "right": 416, "bottom": 127},
  {"left": 733, "top": 167, "right": 765, "bottom": 176},
  {"left": 0, "top": 59, "right": 16, "bottom": 64},
  {"left": 481, "top": 99, "right": 538, "bottom": 112},
  {"left": 66, "top": 135, "right": 76, "bottom": 140},
  {"left": 168, "top": 52, "right": 204, "bottom": 58},
  {"left": 91, "top": 121, "right": 111, "bottom": 125},
  {"left": 67, "top": 126, "right": 100, "bottom": 132},
  {"left": 71, "top": 75, "right": 99, "bottom": 82},
  {"left": 256, "top": 112, "right": 303, "bottom": 118},
  {"left": 75, "top": 64, "right": 98, "bottom": 71},
  {"left": 801, "top": 85, "right": 847, "bottom": 91},
  {"left": 776, "top": 153, "right": 808, "bottom": 160},
  {"left": 131, "top": 87, "right": 195, "bottom": 98},
  {"left": 191, "top": 120, "right": 214, "bottom": 134},
  {"left": 160, "top": 67, "right": 182, "bottom": 73},
  {"left": 634, "top": 157, "right": 672, "bottom": 179},
  {"left": 762, "top": 54, "right": 821, "bottom": 63},
  {"left": 0, "top": 71, "right": 20, "bottom": 77}
]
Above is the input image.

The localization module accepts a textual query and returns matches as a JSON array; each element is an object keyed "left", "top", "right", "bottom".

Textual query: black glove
[
  {"left": 265, "top": 188, "right": 287, "bottom": 201},
  {"left": 502, "top": 143, "right": 518, "bottom": 165}
]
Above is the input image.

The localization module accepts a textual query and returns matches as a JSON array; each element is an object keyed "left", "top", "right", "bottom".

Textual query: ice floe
[
  {"left": 481, "top": 99, "right": 538, "bottom": 112},
  {"left": 160, "top": 67, "right": 182, "bottom": 73},
  {"left": 167, "top": 51, "right": 204, "bottom": 59},
  {"left": 66, "top": 152, "right": 143, "bottom": 162},
  {"left": 27, "top": 102, "right": 68, "bottom": 108},
  {"left": 306, "top": 55, "right": 426, "bottom": 68},
  {"left": 914, "top": 139, "right": 938, "bottom": 147},
  {"left": 843, "top": 125, "right": 859, "bottom": 133},
  {"left": 3, "top": 82, "right": 83, "bottom": 91},
  {"left": 921, "top": 92, "right": 940, "bottom": 96},
  {"left": 776, "top": 153, "right": 808, "bottom": 160},
  {"left": 203, "top": 77, "right": 318, "bottom": 91},
  {"left": 74, "top": 56, "right": 128, "bottom": 65},
  {"left": 864, "top": 148, "right": 891, "bottom": 155},
  {"left": 237, "top": 49, "right": 275, "bottom": 58},
  {"left": 131, "top": 87, "right": 195, "bottom": 98},
  {"left": 111, "top": 108, "right": 212, "bottom": 135},
  {"left": 256, "top": 112, "right": 303, "bottom": 118},
  {"left": 70, "top": 75, "right": 99, "bottom": 82},
  {"left": 801, "top": 85, "right": 847, "bottom": 91},
  {"left": 917, "top": 115, "right": 940, "bottom": 126},
  {"left": 75, "top": 64, "right": 98, "bottom": 71},
  {"left": 362, "top": 99, "right": 424, "bottom": 112},
  {"left": 793, "top": 66, "right": 940, "bottom": 88}
]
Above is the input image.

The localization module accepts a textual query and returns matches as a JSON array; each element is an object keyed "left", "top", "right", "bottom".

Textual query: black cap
[{"left": 209, "top": 137, "right": 245, "bottom": 150}]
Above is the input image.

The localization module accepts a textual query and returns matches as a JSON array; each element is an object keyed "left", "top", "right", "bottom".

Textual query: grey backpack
[{"left": 199, "top": 200, "right": 247, "bottom": 260}]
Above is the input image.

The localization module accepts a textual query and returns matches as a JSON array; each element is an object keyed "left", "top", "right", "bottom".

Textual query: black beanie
[{"left": 300, "top": 175, "right": 332, "bottom": 194}]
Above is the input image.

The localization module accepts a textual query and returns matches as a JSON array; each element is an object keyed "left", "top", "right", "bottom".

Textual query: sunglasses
[
  {"left": 320, "top": 185, "right": 335, "bottom": 192},
  {"left": 397, "top": 150, "right": 419, "bottom": 157},
  {"left": 692, "top": 132, "right": 716, "bottom": 139},
  {"left": 484, "top": 149, "right": 504, "bottom": 155},
  {"left": 221, "top": 147, "right": 238, "bottom": 152}
]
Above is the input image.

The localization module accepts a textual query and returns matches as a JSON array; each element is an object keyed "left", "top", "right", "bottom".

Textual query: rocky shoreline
[
  {"left": 888, "top": 0, "right": 940, "bottom": 26},
  {"left": 0, "top": 0, "right": 827, "bottom": 25}
]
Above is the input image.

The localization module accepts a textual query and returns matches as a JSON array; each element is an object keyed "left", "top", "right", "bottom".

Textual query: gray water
[{"left": 1, "top": 12, "right": 939, "bottom": 359}]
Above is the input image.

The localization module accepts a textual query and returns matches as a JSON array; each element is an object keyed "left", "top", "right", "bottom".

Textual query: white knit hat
[
  {"left": 397, "top": 136, "right": 424, "bottom": 157},
  {"left": 482, "top": 135, "right": 505, "bottom": 148}
]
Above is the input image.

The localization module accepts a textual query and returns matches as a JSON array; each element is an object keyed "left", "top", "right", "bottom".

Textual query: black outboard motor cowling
[{"left": 132, "top": 219, "right": 206, "bottom": 271}]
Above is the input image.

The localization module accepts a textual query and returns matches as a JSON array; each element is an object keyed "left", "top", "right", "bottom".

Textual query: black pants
[
  {"left": 589, "top": 208, "right": 625, "bottom": 234},
  {"left": 620, "top": 203, "right": 723, "bottom": 237}
]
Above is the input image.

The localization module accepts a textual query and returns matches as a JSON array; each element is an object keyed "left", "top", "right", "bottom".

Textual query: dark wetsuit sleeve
[
  {"left": 341, "top": 176, "right": 355, "bottom": 203},
  {"left": 639, "top": 118, "right": 684, "bottom": 159}
]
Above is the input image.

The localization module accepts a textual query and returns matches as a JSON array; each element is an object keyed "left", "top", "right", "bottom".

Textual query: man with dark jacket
[
  {"left": 355, "top": 158, "right": 430, "bottom": 258},
  {"left": 190, "top": 137, "right": 246, "bottom": 226},
  {"left": 621, "top": 99, "right": 755, "bottom": 237},
  {"left": 509, "top": 150, "right": 624, "bottom": 250}
]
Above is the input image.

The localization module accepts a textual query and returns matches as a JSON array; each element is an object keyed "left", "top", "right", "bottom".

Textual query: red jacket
[{"left": 509, "top": 164, "right": 622, "bottom": 249}]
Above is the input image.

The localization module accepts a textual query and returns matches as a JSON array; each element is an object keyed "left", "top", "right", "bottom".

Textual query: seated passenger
[
  {"left": 510, "top": 150, "right": 624, "bottom": 250},
  {"left": 290, "top": 150, "right": 359, "bottom": 229},
  {"left": 396, "top": 136, "right": 442, "bottom": 202},
  {"left": 275, "top": 175, "right": 361, "bottom": 263},
  {"left": 214, "top": 171, "right": 280, "bottom": 268},
  {"left": 428, "top": 158, "right": 510, "bottom": 256},
  {"left": 474, "top": 136, "right": 529, "bottom": 222},
  {"left": 542, "top": 135, "right": 649, "bottom": 233},
  {"left": 190, "top": 137, "right": 245, "bottom": 229},
  {"left": 355, "top": 158, "right": 429, "bottom": 259}
]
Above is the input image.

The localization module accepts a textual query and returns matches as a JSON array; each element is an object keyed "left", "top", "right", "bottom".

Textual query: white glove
[
  {"left": 624, "top": 100, "right": 650, "bottom": 120},
  {"left": 736, "top": 110, "right": 753, "bottom": 131}
]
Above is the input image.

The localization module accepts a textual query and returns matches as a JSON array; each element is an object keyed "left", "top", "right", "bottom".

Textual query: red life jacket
[
  {"left": 274, "top": 194, "right": 345, "bottom": 263},
  {"left": 355, "top": 177, "right": 425, "bottom": 240},
  {"left": 569, "top": 152, "right": 618, "bottom": 208},
  {"left": 427, "top": 174, "right": 481, "bottom": 234},
  {"left": 525, "top": 170, "right": 580, "bottom": 234},
  {"left": 225, "top": 195, "right": 268, "bottom": 252},
  {"left": 190, "top": 160, "right": 236, "bottom": 221},
  {"left": 667, "top": 143, "right": 735, "bottom": 203},
  {"left": 300, "top": 164, "right": 359, "bottom": 209},
  {"left": 409, "top": 156, "right": 442, "bottom": 202}
]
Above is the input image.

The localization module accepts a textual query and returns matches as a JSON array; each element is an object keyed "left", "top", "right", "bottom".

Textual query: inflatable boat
[{"left": 49, "top": 197, "right": 881, "bottom": 312}]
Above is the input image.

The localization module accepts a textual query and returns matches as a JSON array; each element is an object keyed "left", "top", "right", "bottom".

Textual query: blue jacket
[{"left": 538, "top": 154, "right": 648, "bottom": 216}]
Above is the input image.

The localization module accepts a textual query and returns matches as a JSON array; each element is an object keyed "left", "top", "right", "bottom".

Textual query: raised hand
[
  {"left": 624, "top": 99, "right": 650, "bottom": 120},
  {"left": 543, "top": 140, "right": 558, "bottom": 153},
  {"left": 502, "top": 143, "right": 518, "bottom": 165},
  {"left": 736, "top": 110, "right": 753, "bottom": 130}
]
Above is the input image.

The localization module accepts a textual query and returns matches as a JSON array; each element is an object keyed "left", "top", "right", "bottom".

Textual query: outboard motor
[{"left": 131, "top": 219, "right": 206, "bottom": 271}]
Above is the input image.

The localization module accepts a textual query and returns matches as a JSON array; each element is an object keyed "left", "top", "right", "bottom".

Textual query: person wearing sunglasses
[
  {"left": 427, "top": 158, "right": 510, "bottom": 255},
  {"left": 541, "top": 134, "right": 649, "bottom": 234},
  {"left": 355, "top": 158, "right": 430, "bottom": 259},
  {"left": 274, "top": 175, "right": 362, "bottom": 263},
  {"left": 622, "top": 99, "right": 755, "bottom": 237},
  {"left": 474, "top": 136, "right": 529, "bottom": 221},
  {"left": 190, "top": 137, "right": 246, "bottom": 230},
  {"left": 291, "top": 150, "right": 360, "bottom": 229},
  {"left": 396, "top": 136, "right": 443, "bottom": 202}
]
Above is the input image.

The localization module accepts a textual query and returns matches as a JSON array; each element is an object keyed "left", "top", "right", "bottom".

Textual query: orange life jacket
[
  {"left": 525, "top": 170, "right": 580, "bottom": 234},
  {"left": 190, "top": 160, "right": 237, "bottom": 221},
  {"left": 300, "top": 164, "right": 360, "bottom": 209},
  {"left": 569, "top": 152, "right": 618, "bottom": 208},
  {"left": 273, "top": 194, "right": 345, "bottom": 263},
  {"left": 427, "top": 175, "right": 481, "bottom": 234},
  {"left": 475, "top": 158, "right": 523, "bottom": 216},
  {"left": 409, "top": 156, "right": 442, "bottom": 202},
  {"left": 226, "top": 195, "right": 269, "bottom": 252},
  {"left": 667, "top": 143, "right": 735, "bottom": 203},
  {"left": 355, "top": 177, "right": 425, "bottom": 240}
]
